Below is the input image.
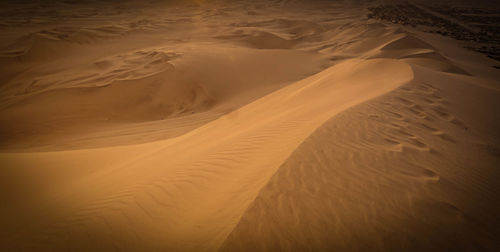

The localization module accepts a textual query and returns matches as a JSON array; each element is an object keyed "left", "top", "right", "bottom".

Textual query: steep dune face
[
  {"left": 0, "top": 58, "right": 413, "bottom": 251},
  {"left": 219, "top": 8, "right": 500, "bottom": 251},
  {"left": 221, "top": 68, "right": 500, "bottom": 252},
  {"left": 0, "top": 0, "right": 499, "bottom": 251}
]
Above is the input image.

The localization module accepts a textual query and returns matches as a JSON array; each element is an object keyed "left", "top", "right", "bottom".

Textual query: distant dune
[{"left": 0, "top": 0, "right": 499, "bottom": 251}]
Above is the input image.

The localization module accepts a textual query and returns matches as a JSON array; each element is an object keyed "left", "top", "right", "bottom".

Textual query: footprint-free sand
[{"left": 1, "top": 0, "right": 499, "bottom": 251}]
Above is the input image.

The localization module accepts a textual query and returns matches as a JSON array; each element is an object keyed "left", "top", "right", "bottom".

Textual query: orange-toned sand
[{"left": 0, "top": 0, "right": 499, "bottom": 251}]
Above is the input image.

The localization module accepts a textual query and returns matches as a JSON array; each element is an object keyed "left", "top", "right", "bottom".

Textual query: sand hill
[{"left": 0, "top": 0, "right": 499, "bottom": 251}]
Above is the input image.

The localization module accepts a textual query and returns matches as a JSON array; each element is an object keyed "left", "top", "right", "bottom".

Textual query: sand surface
[{"left": 0, "top": 0, "right": 499, "bottom": 251}]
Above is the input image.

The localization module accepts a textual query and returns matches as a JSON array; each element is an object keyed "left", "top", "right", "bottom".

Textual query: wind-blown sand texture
[{"left": 0, "top": 0, "right": 499, "bottom": 251}]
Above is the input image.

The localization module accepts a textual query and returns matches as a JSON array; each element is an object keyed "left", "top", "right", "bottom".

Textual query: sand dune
[
  {"left": 222, "top": 60, "right": 500, "bottom": 252},
  {"left": 0, "top": 57, "right": 412, "bottom": 250},
  {"left": 0, "top": 0, "right": 499, "bottom": 251}
]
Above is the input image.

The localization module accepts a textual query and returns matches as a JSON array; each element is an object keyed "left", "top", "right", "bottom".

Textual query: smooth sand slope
[{"left": 0, "top": 0, "right": 499, "bottom": 251}]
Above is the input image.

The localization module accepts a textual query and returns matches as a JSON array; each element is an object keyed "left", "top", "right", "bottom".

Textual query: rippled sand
[{"left": 0, "top": 0, "right": 499, "bottom": 251}]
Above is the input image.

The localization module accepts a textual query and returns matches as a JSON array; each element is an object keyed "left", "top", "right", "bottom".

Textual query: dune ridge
[
  {"left": 0, "top": 0, "right": 499, "bottom": 251},
  {"left": 221, "top": 62, "right": 500, "bottom": 252},
  {"left": 0, "top": 57, "right": 413, "bottom": 251}
]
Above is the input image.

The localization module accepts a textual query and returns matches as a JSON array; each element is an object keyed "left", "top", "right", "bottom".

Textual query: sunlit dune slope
[
  {"left": 1, "top": 58, "right": 413, "bottom": 251},
  {"left": 0, "top": 0, "right": 499, "bottom": 251}
]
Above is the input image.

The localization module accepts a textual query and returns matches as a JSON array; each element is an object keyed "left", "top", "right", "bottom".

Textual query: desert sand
[{"left": 0, "top": 0, "right": 499, "bottom": 251}]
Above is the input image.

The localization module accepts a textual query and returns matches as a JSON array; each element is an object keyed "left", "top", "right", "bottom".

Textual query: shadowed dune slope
[
  {"left": 221, "top": 66, "right": 500, "bottom": 252},
  {"left": 0, "top": 0, "right": 499, "bottom": 251}
]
